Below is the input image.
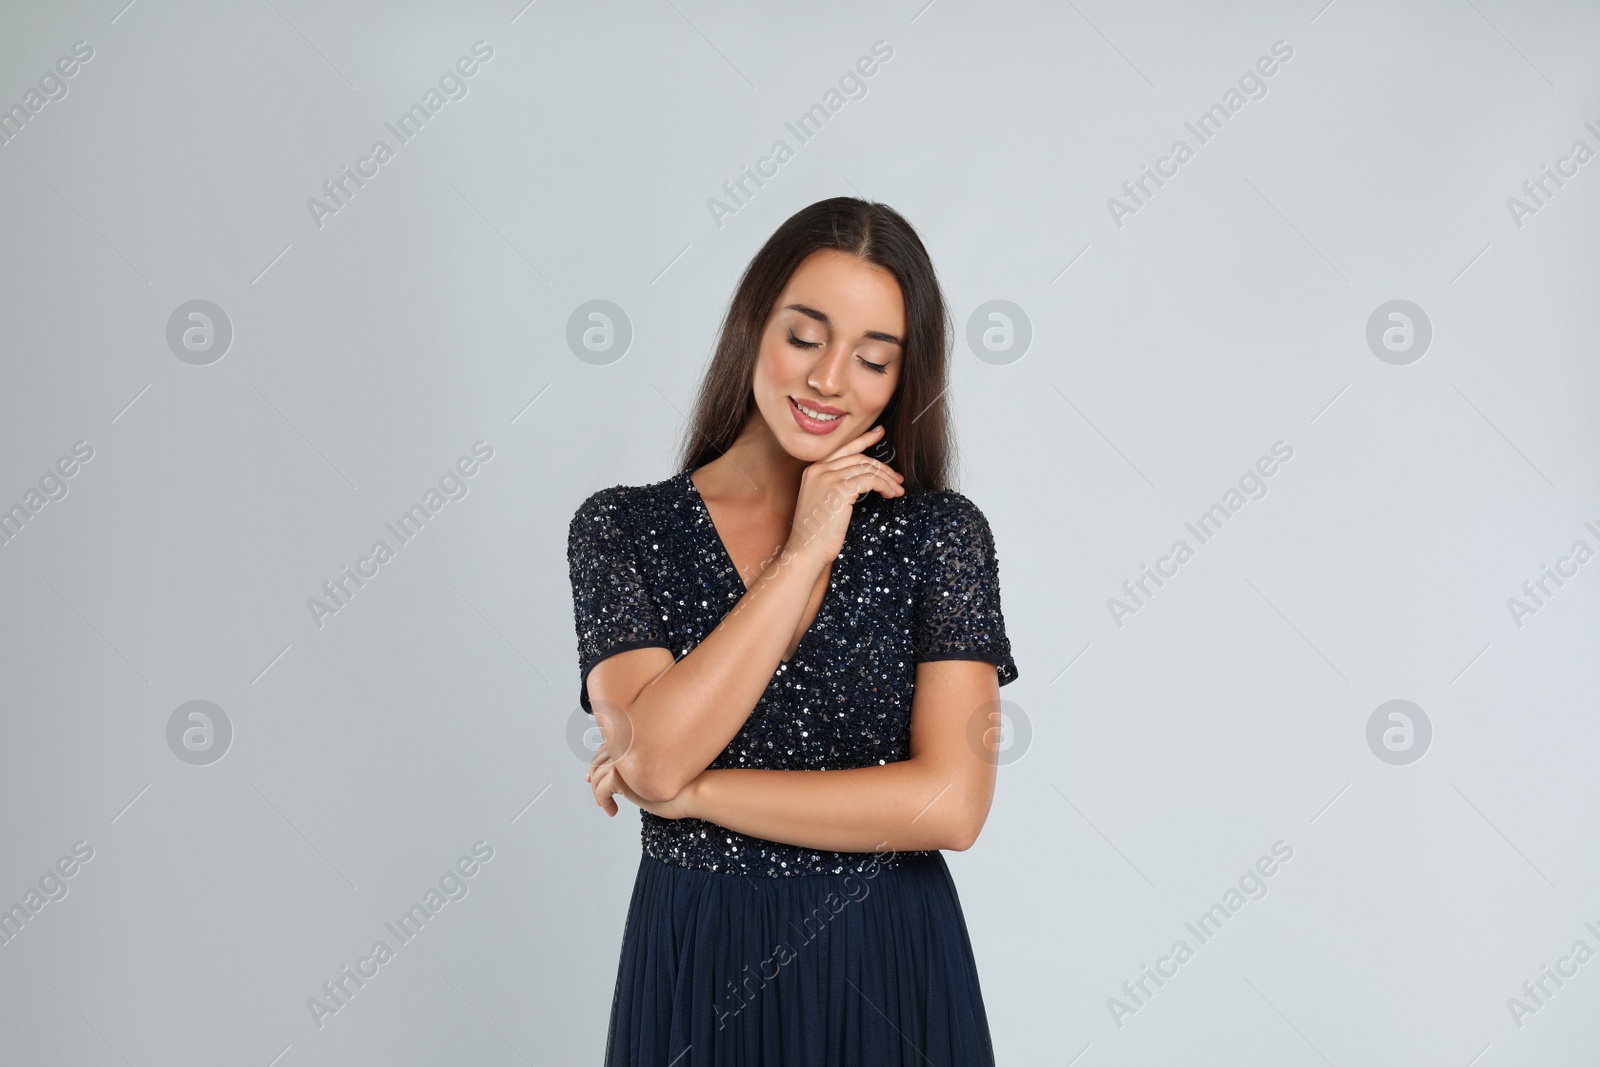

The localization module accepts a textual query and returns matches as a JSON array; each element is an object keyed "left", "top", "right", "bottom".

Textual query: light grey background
[{"left": 2, "top": 0, "right": 1598, "bottom": 1064}]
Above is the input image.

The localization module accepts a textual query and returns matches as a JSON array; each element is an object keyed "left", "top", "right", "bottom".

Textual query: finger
[
  {"left": 821, "top": 454, "right": 903, "bottom": 486},
  {"left": 819, "top": 423, "right": 887, "bottom": 464},
  {"left": 839, "top": 461, "right": 905, "bottom": 501},
  {"left": 819, "top": 464, "right": 902, "bottom": 508},
  {"left": 597, "top": 766, "right": 631, "bottom": 815},
  {"left": 591, "top": 765, "right": 616, "bottom": 807}
]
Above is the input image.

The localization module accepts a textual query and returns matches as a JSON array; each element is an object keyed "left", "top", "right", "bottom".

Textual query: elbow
[
  {"left": 943, "top": 816, "right": 984, "bottom": 852},
  {"left": 600, "top": 696, "right": 692, "bottom": 804},
  {"left": 630, "top": 776, "right": 682, "bottom": 805},
  {"left": 903, "top": 763, "right": 991, "bottom": 851},
  {"left": 618, "top": 750, "right": 691, "bottom": 805},
  {"left": 940, "top": 792, "right": 991, "bottom": 852}
]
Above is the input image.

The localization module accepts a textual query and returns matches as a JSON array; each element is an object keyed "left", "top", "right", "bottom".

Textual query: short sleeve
[
  {"left": 567, "top": 487, "right": 672, "bottom": 714},
  {"left": 910, "top": 490, "right": 1019, "bottom": 686}
]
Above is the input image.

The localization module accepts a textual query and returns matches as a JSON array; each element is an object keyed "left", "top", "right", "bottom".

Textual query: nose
[{"left": 807, "top": 342, "right": 851, "bottom": 397}]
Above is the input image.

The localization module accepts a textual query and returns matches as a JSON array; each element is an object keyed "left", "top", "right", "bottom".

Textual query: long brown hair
[{"left": 675, "top": 197, "right": 955, "bottom": 491}]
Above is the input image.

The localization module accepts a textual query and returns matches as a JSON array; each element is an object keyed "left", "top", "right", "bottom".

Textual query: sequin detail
[{"left": 567, "top": 468, "right": 1019, "bottom": 877}]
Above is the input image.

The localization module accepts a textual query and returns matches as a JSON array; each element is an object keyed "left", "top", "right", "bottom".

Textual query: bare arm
[
  {"left": 589, "top": 544, "right": 829, "bottom": 801},
  {"left": 655, "top": 659, "right": 1002, "bottom": 852},
  {"left": 587, "top": 433, "right": 902, "bottom": 802}
]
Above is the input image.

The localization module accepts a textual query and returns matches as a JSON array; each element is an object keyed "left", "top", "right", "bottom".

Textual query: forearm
[
  {"left": 681, "top": 759, "right": 987, "bottom": 854},
  {"left": 620, "top": 543, "right": 828, "bottom": 799}
]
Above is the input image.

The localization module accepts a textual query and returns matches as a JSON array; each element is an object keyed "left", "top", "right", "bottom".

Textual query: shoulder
[
  {"left": 897, "top": 487, "right": 1006, "bottom": 583},
  {"left": 905, "top": 486, "right": 998, "bottom": 544},
  {"left": 569, "top": 483, "right": 634, "bottom": 526},
  {"left": 568, "top": 472, "right": 681, "bottom": 544}
]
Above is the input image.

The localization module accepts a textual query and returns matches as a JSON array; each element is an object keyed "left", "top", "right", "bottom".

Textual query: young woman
[{"left": 568, "top": 196, "right": 1019, "bottom": 1065}]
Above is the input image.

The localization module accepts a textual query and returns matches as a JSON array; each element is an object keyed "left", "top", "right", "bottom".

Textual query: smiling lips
[{"left": 789, "top": 396, "right": 846, "bottom": 434}]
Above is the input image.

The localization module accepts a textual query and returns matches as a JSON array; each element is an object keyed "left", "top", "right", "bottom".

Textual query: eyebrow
[{"left": 784, "top": 303, "right": 903, "bottom": 347}]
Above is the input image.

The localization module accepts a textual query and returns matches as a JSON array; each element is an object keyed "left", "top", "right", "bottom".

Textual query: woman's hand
[
  {"left": 786, "top": 424, "right": 904, "bottom": 567},
  {"left": 587, "top": 743, "right": 695, "bottom": 820}
]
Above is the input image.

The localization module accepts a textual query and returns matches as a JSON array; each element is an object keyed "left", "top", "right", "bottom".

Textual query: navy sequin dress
[{"left": 568, "top": 467, "right": 1019, "bottom": 1066}]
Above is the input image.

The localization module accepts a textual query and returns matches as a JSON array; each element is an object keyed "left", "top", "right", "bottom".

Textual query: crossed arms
[{"left": 583, "top": 544, "right": 1002, "bottom": 854}]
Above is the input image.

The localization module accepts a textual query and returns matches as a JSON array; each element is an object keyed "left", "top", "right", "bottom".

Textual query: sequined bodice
[{"left": 567, "top": 468, "right": 1018, "bottom": 876}]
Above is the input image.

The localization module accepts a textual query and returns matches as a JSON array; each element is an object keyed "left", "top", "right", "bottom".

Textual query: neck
[{"left": 693, "top": 417, "right": 806, "bottom": 520}]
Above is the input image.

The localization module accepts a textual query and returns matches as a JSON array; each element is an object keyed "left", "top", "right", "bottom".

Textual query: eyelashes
[{"left": 786, "top": 331, "right": 890, "bottom": 374}]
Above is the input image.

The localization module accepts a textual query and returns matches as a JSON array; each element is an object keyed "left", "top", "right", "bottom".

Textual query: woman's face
[{"left": 750, "top": 249, "right": 905, "bottom": 463}]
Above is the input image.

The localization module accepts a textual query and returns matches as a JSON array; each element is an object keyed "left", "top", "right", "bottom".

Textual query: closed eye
[{"left": 788, "top": 331, "right": 890, "bottom": 373}]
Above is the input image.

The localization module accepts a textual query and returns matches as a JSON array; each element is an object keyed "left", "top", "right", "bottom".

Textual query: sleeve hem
[
  {"left": 910, "top": 650, "right": 1019, "bottom": 687},
  {"left": 579, "top": 639, "right": 674, "bottom": 713}
]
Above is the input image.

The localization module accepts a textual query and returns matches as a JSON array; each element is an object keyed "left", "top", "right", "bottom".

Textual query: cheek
[
  {"left": 770, "top": 360, "right": 819, "bottom": 402},
  {"left": 869, "top": 368, "right": 901, "bottom": 406},
  {"left": 753, "top": 339, "right": 796, "bottom": 386},
  {"left": 750, "top": 349, "right": 779, "bottom": 395}
]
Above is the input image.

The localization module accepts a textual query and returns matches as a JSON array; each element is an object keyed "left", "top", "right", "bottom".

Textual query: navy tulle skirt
[{"left": 601, "top": 850, "right": 995, "bottom": 1066}]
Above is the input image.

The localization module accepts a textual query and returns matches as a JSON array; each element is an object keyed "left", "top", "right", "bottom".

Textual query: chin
[{"left": 777, "top": 432, "right": 837, "bottom": 461}]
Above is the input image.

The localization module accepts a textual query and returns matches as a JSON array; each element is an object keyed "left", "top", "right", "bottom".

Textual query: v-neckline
[{"left": 684, "top": 468, "right": 838, "bottom": 665}]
